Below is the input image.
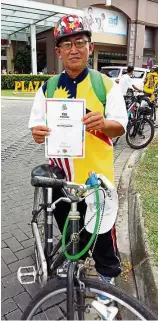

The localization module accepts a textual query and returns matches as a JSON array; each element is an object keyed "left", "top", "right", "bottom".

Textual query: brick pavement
[{"left": 1, "top": 99, "right": 136, "bottom": 320}]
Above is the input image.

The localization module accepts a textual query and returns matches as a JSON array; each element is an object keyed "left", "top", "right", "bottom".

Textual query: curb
[
  {"left": 116, "top": 150, "right": 142, "bottom": 297},
  {"left": 1, "top": 96, "right": 34, "bottom": 101},
  {"left": 129, "top": 155, "right": 158, "bottom": 314}
]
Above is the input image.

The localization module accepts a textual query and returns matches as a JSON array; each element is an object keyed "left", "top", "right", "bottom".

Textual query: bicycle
[
  {"left": 17, "top": 164, "right": 157, "bottom": 320},
  {"left": 113, "top": 93, "right": 155, "bottom": 149},
  {"left": 126, "top": 94, "right": 155, "bottom": 149},
  {"left": 112, "top": 90, "right": 135, "bottom": 147}
]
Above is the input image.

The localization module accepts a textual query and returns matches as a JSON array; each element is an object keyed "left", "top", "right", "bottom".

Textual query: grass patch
[
  {"left": 1, "top": 89, "right": 35, "bottom": 98},
  {"left": 134, "top": 136, "right": 158, "bottom": 265}
]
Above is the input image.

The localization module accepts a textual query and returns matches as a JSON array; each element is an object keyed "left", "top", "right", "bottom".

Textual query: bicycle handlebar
[
  {"left": 31, "top": 176, "right": 66, "bottom": 188},
  {"left": 31, "top": 173, "right": 114, "bottom": 192}
]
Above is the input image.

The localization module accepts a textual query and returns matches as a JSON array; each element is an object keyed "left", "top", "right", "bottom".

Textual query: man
[
  {"left": 119, "top": 66, "right": 142, "bottom": 97},
  {"left": 144, "top": 65, "right": 158, "bottom": 101},
  {"left": 29, "top": 14, "right": 128, "bottom": 303},
  {"left": 147, "top": 57, "right": 153, "bottom": 70}
]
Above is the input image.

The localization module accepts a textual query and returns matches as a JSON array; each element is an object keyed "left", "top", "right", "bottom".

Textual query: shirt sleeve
[
  {"left": 105, "top": 83, "right": 128, "bottom": 132},
  {"left": 28, "top": 86, "right": 46, "bottom": 129}
]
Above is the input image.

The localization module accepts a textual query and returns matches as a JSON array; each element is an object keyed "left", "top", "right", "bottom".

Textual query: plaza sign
[{"left": 15, "top": 81, "right": 44, "bottom": 92}]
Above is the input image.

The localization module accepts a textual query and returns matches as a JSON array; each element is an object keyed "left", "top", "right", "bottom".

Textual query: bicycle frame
[{"left": 31, "top": 187, "right": 84, "bottom": 319}]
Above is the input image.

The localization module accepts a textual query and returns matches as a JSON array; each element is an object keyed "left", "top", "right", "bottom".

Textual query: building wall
[
  {"left": 29, "top": 0, "right": 158, "bottom": 71},
  {"left": 155, "top": 28, "right": 158, "bottom": 57},
  {"left": 76, "top": 0, "right": 158, "bottom": 25},
  {"left": 37, "top": 30, "right": 64, "bottom": 73}
]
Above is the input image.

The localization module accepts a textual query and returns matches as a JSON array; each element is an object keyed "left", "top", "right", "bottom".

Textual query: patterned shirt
[{"left": 29, "top": 67, "right": 127, "bottom": 185}]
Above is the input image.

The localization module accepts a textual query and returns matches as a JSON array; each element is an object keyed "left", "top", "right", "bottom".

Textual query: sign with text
[
  {"left": 14, "top": 81, "right": 44, "bottom": 92},
  {"left": 83, "top": 7, "right": 127, "bottom": 36}
]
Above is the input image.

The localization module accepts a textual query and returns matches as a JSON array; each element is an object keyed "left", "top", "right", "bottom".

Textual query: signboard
[
  {"left": 83, "top": 7, "right": 127, "bottom": 37},
  {"left": 14, "top": 81, "right": 44, "bottom": 92}
]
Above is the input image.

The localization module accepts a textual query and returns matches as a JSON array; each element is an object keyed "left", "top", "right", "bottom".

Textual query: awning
[{"left": 1, "top": 0, "right": 84, "bottom": 41}]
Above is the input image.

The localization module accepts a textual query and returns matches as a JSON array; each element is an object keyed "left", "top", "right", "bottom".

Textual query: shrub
[{"left": 1, "top": 74, "right": 53, "bottom": 90}]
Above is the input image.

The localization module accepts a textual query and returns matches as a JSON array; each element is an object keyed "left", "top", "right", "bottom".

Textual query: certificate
[{"left": 45, "top": 98, "right": 86, "bottom": 158}]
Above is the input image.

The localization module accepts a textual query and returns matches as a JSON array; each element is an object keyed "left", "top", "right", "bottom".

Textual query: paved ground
[{"left": 1, "top": 98, "right": 143, "bottom": 320}]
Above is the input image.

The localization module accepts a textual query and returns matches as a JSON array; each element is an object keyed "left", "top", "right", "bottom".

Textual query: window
[
  {"left": 122, "top": 68, "right": 127, "bottom": 75},
  {"left": 101, "top": 68, "right": 120, "bottom": 77},
  {"left": 133, "top": 70, "right": 145, "bottom": 79}
]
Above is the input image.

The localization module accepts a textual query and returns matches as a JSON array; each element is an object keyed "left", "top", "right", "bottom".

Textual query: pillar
[
  {"left": 127, "top": 22, "right": 136, "bottom": 66},
  {"left": 54, "top": 54, "right": 64, "bottom": 74},
  {"left": 64, "top": 0, "right": 77, "bottom": 7},
  {"left": 154, "top": 28, "right": 158, "bottom": 62},
  {"left": 6, "top": 43, "right": 14, "bottom": 73},
  {"left": 46, "top": 31, "right": 56, "bottom": 74},
  {"left": 93, "top": 49, "right": 98, "bottom": 70},
  {"left": 134, "top": 24, "right": 145, "bottom": 67},
  {"left": 30, "top": 24, "right": 37, "bottom": 74}
]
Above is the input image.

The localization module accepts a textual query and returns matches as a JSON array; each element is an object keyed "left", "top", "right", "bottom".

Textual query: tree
[{"left": 12, "top": 45, "right": 31, "bottom": 73}]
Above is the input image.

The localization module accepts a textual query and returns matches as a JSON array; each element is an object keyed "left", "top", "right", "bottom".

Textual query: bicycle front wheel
[
  {"left": 21, "top": 277, "right": 157, "bottom": 320},
  {"left": 126, "top": 118, "right": 154, "bottom": 149}
]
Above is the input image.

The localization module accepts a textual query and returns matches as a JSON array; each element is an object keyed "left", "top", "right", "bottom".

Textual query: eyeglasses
[{"left": 59, "top": 38, "right": 90, "bottom": 50}]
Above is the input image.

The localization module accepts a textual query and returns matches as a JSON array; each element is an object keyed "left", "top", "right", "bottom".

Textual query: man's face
[{"left": 55, "top": 34, "right": 94, "bottom": 72}]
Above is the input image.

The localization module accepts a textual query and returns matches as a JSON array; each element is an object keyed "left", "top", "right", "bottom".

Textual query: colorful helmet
[
  {"left": 54, "top": 15, "right": 91, "bottom": 45},
  {"left": 152, "top": 65, "right": 158, "bottom": 71}
]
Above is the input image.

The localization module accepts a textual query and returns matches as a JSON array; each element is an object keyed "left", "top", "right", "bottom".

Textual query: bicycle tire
[
  {"left": 126, "top": 118, "right": 154, "bottom": 149},
  {"left": 21, "top": 277, "right": 157, "bottom": 320}
]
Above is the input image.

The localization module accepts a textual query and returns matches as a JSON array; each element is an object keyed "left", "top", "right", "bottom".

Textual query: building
[{"left": 1, "top": 0, "right": 158, "bottom": 73}]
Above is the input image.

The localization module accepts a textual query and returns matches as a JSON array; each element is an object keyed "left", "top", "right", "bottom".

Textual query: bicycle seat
[{"left": 31, "top": 164, "right": 66, "bottom": 179}]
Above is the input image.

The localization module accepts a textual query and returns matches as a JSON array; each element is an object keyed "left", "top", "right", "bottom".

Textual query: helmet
[
  {"left": 54, "top": 15, "right": 91, "bottom": 45},
  {"left": 152, "top": 65, "right": 158, "bottom": 71}
]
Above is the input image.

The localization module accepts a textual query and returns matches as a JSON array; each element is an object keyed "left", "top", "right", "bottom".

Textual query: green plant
[
  {"left": 1, "top": 74, "right": 53, "bottom": 90},
  {"left": 12, "top": 45, "right": 31, "bottom": 74},
  {"left": 134, "top": 137, "right": 158, "bottom": 265},
  {"left": 153, "top": 55, "right": 158, "bottom": 65}
]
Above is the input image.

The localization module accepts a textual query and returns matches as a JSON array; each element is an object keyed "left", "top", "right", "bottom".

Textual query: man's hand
[
  {"left": 32, "top": 125, "right": 50, "bottom": 144},
  {"left": 82, "top": 112, "right": 125, "bottom": 138},
  {"left": 82, "top": 111, "right": 105, "bottom": 131},
  {"left": 132, "top": 84, "right": 143, "bottom": 93}
]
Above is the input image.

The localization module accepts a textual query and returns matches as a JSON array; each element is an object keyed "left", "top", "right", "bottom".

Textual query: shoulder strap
[
  {"left": 46, "top": 74, "right": 60, "bottom": 98},
  {"left": 89, "top": 69, "right": 106, "bottom": 106}
]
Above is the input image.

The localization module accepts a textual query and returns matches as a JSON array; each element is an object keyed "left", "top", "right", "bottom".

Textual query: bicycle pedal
[{"left": 17, "top": 266, "right": 37, "bottom": 285}]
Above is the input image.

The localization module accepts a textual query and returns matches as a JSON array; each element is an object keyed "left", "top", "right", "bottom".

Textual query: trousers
[{"left": 52, "top": 188, "right": 121, "bottom": 277}]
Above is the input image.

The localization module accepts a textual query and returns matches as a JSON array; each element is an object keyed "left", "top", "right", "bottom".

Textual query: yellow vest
[{"left": 48, "top": 71, "right": 114, "bottom": 185}]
